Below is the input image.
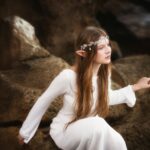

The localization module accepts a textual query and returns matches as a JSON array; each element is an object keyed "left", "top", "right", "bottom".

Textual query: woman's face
[{"left": 93, "top": 36, "right": 111, "bottom": 64}]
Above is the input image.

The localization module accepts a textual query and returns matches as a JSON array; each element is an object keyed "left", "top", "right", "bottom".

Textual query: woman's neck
[{"left": 92, "top": 63, "right": 101, "bottom": 76}]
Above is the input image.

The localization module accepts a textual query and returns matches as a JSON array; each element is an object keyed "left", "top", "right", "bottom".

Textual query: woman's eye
[
  {"left": 98, "top": 46, "right": 104, "bottom": 50},
  {"left": 98, "top": 43, "right": 111, "bottom": 50}
]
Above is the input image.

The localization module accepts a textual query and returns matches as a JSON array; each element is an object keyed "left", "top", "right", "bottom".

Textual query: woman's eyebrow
[{"left": 97, "top": 44, "right": 105, "bottom": 48}]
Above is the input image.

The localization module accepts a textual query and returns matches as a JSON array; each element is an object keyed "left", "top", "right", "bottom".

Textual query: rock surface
[
  {"left": 12, "top": 16, "right": 50, "bottom": 60},
  {"left": 0, "top": 16, "right": 49, "bottom": 69},
  {"left": 103, "top": 1, "right": 150, "bottom": 38},
  {"left": 0, "top": 0, "right": 126, "bottom": 66},
  {"left": 111, "top": 55, "right": 150, "bottom": 150},
  {"left": 0, "top": 55, "right": 149, "bottom": 150},
  {"left": 0, "top": 127, "right": 59, "bottom": 150},
  {"left": 0, "top": 55, "right": 69, "bottom": 122}
]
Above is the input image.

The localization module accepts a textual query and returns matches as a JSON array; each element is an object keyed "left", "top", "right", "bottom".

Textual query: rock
[
  {"left": 107, "top": 81, "right": 128, "bottom": 118},
  {"left": 111, "top": 55, "right": 150, "bottom": 150},
  {"left": 0, "top": 18, "right": 20, "bottom": 70},
  {"left": 36, "top": 0, "right": 99, "bottom": 57},
  {"left": 0, "top": 1, "right": 100, "bottom": 60},
  {"left": 0, "top": 54, "right": 149, "bottom": 150},
  {"left": 0, "top": 16, "right": 50, "bottom": 69},
  {"left": 111, "top": 65, "right": 125, "bottom": 87},
  {"left": 0, "top": 55, "right": 69, "bottom": 122},
  {"left": 113, "top": 55, "right": 150, "bottom": 84},
  {"left": 103, "top": 1, "right": 150, "bottom": 39},
  {"left": 12, "top": 16, "right": 50, "bottom": 60},
  {"left": 0, "top": 1, "right": 149, "bottom": 149},
  {"left": 110, "top": 40, "right": 122, "bottom": 61},
  {"left": 115, "top": 90, "right": 150, "bottom": 150},
  {"left": 116, "top": 3, "right": 150, "bottom": 39},
  {"left": 0, "top": 127, "right": 59, "bottom": 150}
]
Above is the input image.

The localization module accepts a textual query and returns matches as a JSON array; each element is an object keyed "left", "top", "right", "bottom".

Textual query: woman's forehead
[{"left": 97, "top": 37, "right": 109, "bottom": 46}]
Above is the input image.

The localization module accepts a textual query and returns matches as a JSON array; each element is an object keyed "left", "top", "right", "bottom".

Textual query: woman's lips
[{"left": 105, "top": 55, "right": 111, "bottom": 59}]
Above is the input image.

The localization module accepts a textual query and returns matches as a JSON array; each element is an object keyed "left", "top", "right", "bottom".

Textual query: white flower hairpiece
[{"left": 80, "top": 35, "right": 109, "bottom": 51}]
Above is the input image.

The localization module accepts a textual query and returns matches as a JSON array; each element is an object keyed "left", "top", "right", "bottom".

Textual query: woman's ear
[{"left": 75, "top": 50, "right": 87, "bottom": 57}]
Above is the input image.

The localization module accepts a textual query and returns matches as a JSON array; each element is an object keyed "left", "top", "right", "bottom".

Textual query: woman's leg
[{"left": 57, "top": 116, "right": 127, "bottom": 150}]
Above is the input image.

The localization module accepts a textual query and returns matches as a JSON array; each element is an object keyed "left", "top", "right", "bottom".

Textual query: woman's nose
[{"left": 105, "top": 46, "right": 111, "bottom": 54}]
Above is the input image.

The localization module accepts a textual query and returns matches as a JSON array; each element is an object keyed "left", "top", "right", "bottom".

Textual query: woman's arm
[
  {"left": 18, "top": 69, "right": 69, "bottom": 144},
  {"left": 108, "top": 75, "right": 150, "bottom": 107},
  {"left": 108, "top": 85, "right": 136, "bottom": 107}
]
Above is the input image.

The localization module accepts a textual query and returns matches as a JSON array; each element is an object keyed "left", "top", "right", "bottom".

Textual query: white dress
[{"left": 19, "top": 69, "right": 136, "bottom": 150}]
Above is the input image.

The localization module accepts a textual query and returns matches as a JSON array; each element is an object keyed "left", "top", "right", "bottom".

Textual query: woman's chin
[
  {"left": 103, "top": 59, "right": 111, "bottom": 64},
  {"left": 94, "top": 59, "right": 111, "bottom": 64}
]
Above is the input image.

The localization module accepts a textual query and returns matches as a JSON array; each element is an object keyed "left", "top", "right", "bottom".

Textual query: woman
[{"left": 18, "top": 26, "right": 150, "bottom": 150}]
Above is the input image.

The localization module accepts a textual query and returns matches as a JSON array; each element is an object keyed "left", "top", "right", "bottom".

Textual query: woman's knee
[
  {"left": 91, "top": 117, "right": 108, "bottom": 128},
  {"left": 89, "top": 117, "right": 108, "bottom": 135}
]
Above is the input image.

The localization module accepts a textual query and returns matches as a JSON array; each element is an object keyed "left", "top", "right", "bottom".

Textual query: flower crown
[{"left": 80, "top": 35, "right": 109, "bottom": 51}]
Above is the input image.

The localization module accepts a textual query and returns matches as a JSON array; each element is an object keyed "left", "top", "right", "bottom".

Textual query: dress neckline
[{"left": 66, "top": 68, "right": 98, "bottom": 79}]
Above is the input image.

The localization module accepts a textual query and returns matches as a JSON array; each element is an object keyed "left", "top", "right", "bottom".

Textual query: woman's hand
[
  {"left": 18, "top": 134, "right": 25, "bottom": 145},
  {"left": 132, "top": 77, "right": 150, "bottom": 91}
]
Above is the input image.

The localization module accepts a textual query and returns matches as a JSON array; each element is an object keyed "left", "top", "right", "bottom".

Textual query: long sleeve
[
  {"left": 108, "top": 74, "right": 136, "bottom": 107},
  {"left": 19, "top": 70, "right": 69, "bottom": 143}
]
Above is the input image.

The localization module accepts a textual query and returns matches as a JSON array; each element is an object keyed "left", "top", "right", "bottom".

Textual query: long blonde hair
[{"left": 67, "top": 26, "right": 110, "bottom": 127}]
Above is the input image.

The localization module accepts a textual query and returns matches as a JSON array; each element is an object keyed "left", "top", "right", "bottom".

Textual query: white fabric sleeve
[
  {"left": 108, "top": 74, "right": 136, "bottom": 107},
  {"left": 19, "top": 70, "right": 69, "bottom": 143}
]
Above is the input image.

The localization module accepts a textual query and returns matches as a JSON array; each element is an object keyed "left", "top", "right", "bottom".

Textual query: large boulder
[
  {"left": 0, "top": 16, "right": 49, "bottom": 69},
  {"left": 0, "top": 55, "right": 69, "bottom": 122},
  {"left": 0, "top": 1, "right": 125, "bottom": 66},
  {"left": 0, "top": 127, "right": 59, "bottom": 150},
  {"left": 12, "top": 16, "right": 50, "bottom": 60},
  {"left": 36, "top": 0, "right": 123, "bottom": 63},
  {"left": 103, "top": 1, "right": 150, "bottom": 39},
  {"left": 111, "top": 55, "right": 150, "bottom": 150}
]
